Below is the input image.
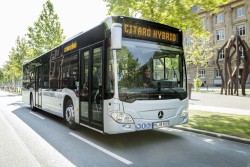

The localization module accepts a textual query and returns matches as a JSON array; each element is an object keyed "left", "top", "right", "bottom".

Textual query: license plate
[{"left": 153, "top": 121, "right": 169, "bottom": 129}]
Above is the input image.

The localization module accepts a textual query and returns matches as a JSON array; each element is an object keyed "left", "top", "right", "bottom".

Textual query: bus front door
[{"left": 79, "top": 44, "right": 104, "bottom": 131}]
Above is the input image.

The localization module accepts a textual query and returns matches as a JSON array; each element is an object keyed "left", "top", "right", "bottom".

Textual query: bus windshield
[{"left": 117, "top": 38, "right": 187, "bottom": 102}]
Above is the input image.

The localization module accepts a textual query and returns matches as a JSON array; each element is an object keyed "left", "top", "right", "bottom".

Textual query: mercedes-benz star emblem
[{"left": 158, "top": 111, "right": 164, "bottom": 119}]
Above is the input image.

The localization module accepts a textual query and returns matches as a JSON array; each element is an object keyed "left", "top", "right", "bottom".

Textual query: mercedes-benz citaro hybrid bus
[{"left": 22, "top": 16, "right": 188, "bottom": 134}]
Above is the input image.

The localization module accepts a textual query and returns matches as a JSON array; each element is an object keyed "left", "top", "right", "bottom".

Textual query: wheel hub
[{"left": 66, "top": 105, "right": 74, "bottom": 122}]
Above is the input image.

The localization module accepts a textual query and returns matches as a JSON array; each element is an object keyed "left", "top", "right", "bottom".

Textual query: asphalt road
[{"left": 0, "top": 91, "right": 250, "bottom": 167}]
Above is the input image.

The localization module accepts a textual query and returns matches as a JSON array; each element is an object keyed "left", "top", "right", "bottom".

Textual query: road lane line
[
  {"left": 29, "top": 112, "right": 45, "bottom": 120},
  {"left": 69, "top": 132, "right": 133, "bottom": 165}
]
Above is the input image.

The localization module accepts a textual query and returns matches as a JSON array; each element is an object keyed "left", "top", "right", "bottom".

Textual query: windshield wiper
[
  {"left": 166, "top": 87, "right": 187, "bottom": 100},
  {"left": 166, "top": 87, "right": 179, "bottom": 94},
  {"left": 124, "top": 93, "right": 139, "bottom": 103}
]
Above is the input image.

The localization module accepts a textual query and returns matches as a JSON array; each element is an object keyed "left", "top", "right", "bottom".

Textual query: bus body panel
[
  {"left": 41, "top": 89, "right": 64, "bottom": 116},
  {"left": 40, "top": 88, "right": 79, "bottom": 122},
  {"left": 22, "top": 88, "right": 80, "bottom": 124}
]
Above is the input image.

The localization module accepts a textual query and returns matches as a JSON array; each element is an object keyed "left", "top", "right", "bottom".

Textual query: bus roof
[{"left": 23, "top": 16, "right": 182, "bottom": 65}]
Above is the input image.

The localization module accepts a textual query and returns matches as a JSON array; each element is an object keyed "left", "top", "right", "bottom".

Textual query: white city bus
[{"left": 22, "top": 16, "right": 188, "bottom": 134}]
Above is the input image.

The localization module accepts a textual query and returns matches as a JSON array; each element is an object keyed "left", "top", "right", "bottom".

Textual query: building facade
[{"left": 185, "top": 0, "right": 250, "bottom": 87}]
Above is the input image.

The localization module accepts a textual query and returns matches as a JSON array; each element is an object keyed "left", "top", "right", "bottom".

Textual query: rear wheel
[
  {"left": 65, "top": 99, "right": 77, "bottom": 129},
  {"left": 30, "top": 94, "right": 36, "bottom": 111}
]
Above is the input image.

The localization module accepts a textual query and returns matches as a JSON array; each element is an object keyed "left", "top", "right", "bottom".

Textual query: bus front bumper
[{"left": 104, "top": 112, "right": 188, "bottom": 134}]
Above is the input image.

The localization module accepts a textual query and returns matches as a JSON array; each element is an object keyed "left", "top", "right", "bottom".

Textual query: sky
[{"left": 0, "top": 0, "right": 108, "bottom": 67}]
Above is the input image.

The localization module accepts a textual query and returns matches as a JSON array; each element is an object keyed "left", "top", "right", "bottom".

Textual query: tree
[
  {"left": 0, "top": 69, "right": 3, "bottom": 80},
  {"left": 10, "top": 37, "right": 30, "bottom": 77},
  {"left": 27, "top": 0, "right": 65, "bottom": 58},
  {"left": 3, "top": 36, "right": 30, "bottom": 90},
  {"left": 185, "top": 35, "right": 215, "bottom": 91},
  {"left": 103, "top": 0, "right": 229, "bottom": 36},
  {"left": 2, "top": 0, "right": 65, "bottom": 91},
  {"left": 0, "top": 68, "right": 3, "bottom": 87},
  {"left": 2, "top": 62, "right": 13, "bottom": 89}
]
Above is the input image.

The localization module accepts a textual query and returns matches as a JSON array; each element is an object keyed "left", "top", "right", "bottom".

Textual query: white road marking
[
  {"left": 69, "top": 132, "right": 133, "bottom": 165},
  {"left": 30, "top": 112, "right": 45, "bottom": 120},
  {"left": 203, "top": 138, "right": 214, "bottom": 144}
]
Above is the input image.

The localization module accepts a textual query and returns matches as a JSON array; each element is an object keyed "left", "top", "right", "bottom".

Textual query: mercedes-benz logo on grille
[{"left": 158, "top": 111, "right": 164, "bottom": 119}]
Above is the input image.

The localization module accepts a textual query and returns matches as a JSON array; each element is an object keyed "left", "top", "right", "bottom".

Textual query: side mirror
[{"left": 111, "top": 23, "right": 122, "bottom": 50}]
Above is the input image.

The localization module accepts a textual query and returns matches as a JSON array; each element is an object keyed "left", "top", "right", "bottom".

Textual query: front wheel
[{"left": 65, "top": 99, "right": 77, "bottom": 130}]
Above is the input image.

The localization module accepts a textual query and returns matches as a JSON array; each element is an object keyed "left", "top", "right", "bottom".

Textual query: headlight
[
  {"left": 111, "top": 112, "right": 134, "bottom": 124},
  {"left": 181, "top": 109, "right": 188, "bottom": 117}
]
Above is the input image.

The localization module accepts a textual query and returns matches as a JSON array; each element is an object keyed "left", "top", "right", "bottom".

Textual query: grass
[{"left": 183, "top": 110, "right": 250, "bottom": 139}]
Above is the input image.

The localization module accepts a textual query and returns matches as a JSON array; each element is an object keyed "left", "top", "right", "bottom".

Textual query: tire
[
  {"left": 65, "top": 99, "right": 77, "bottom": 130},
  {"left": 30, "top": 94, "right": 36, "bottom": 111}
]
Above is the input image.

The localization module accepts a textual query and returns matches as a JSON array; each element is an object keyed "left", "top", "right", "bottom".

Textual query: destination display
[
  {"left": 123, "top": 23, "right": 178, "bottom": 43},
  {"left": 118, "top": 17, "right": 181, "bottom": 45},
  {"left": 64, "top": 41, "right": 77, "bottom": 53}
]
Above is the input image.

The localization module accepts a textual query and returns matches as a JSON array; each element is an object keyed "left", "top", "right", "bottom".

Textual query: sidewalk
[{"left": 0, "top": 110, "right": 40, "bottom": 166}]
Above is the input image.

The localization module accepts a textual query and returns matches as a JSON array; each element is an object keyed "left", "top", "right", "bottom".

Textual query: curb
[{"left": 173, "top": 125, "right": 250, "bottom": 145}]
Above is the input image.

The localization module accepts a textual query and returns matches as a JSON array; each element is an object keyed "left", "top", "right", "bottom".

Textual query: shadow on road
[
  {"left": 13, "top": 105, "right": 182, "bottom": 144},
  {"left": 11, "top": 105, "right": 184, "bottom": 166},
  {"left": 7, "top": 101, "right": 24, "bottom": 107},
  {"left": 0, "top": 94, "right": 20, "bottom": 97}
]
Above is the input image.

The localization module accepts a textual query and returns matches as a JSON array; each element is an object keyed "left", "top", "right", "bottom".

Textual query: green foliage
[
  {"left": 0, "top": 69, "right": 3, "bottom": 81},
  {"left": 193, "top": 77, "right": 202, "bottom": 92},
  {"left": 3, "top": 36, "right": 30, "bottom": 82},
  {"left": 185, "top": 34, "right": 214, "bottom": 91},
  {"left": 27, "top": 0, "right": 65, "bottom": 58},
  {"left": 185, "top": 34, "right": 214, "bottom": 68},
  {"left": 103, "top": 0, "right": 229, "bottom": 36}
]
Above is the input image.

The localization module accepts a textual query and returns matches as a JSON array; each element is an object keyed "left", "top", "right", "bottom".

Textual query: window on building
[
  {"left": 215, "top": 69, "right": 222, "bottom": 78},
  {"left": 236, "top": 24, "right": 245, "bottom": 36},
  {"left": 199, "top": 70, "right": 205, "bottom": 78},
  {"left": 216, "top": 29, "right": 225, "bottom": 41},
  {"left": 185, "top": 37, "right": 192, "bottom": 47},
  {"left": 236, "top": 7, "right": 245, "bottom": 18},
  {"left": 218, "top": 49, "right": 225, "bottom": 59},
  {"left": 216, "top": 13, "right": 224, "bottom": 23}
]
